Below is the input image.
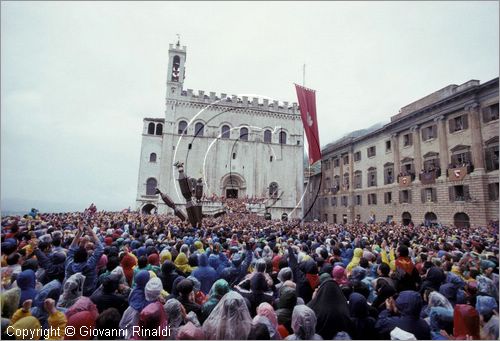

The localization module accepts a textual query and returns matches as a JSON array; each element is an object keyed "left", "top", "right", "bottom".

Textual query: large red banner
[{"left": 295, "top": 84, "right": 321, "bottom": 164}]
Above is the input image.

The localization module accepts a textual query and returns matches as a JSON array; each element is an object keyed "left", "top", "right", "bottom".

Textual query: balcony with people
[{"left": 420, "top": 156, "right": 441, "bottom": 184}]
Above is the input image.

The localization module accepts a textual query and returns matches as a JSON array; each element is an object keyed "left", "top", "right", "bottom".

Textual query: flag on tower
[{"left": 295, "top": 84, "right": 321, "bottom": 164}]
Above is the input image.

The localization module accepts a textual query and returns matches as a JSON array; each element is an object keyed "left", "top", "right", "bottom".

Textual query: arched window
[
  {"left": 221, "top": 125, "right": 230, "bottom": 139},
  {"left": 195, "top": 122, "right": 204, "bottom": 137},
  {"left": 264, "top": 130, "right": 272, "bottom": 143},
  {"left": 240, "top": 127, "right": 249, "bottom": 141},
  {"left": 279, "top": 131, "right": 287, "bottom": 144},
  {"left": 149, "top": 153, "right": 157, "bottom": 162},
  {"left": 147, "top": 122, "right": 155, "bottom": 135},
  {"left": 146, "top": 178, "right": 157, "bottom": 195},
  {"left": 155, "top": 124, "right": 163, "bottom": 135},
  {"left": 269, "top": 182, "right": 278, "bottom": 197},
  {"left": 171, "top": 55, "right": 180, "bottom": 82},
  {"left": 178, "top": 120, "right": 187, "bottom": 135}
]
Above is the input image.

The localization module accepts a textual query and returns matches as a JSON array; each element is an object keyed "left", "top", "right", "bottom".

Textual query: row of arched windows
[
  {"left": 177, "top": 121, "right": 287, "bottom": 143},
  {"left": 146, "top": 177, "right": 279, "bottom": 197},
  {"left": 147, "top": 122, "right": 163, "bottom": 136}
]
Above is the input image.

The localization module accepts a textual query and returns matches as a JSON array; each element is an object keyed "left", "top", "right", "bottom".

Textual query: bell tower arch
[{"left": 167, "top": 37, "right": 187, "bottom": 98}]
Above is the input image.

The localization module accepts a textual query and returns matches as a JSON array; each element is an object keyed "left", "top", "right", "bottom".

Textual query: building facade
[
  {"left": 136, "top": 42, "right": 304, "bottom": 218},
  {"left": 307, "top": 78, "right": 499, "bottom": 227}
]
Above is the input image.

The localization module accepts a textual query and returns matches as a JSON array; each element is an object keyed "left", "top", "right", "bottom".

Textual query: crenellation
[{"left": 177, "top": 88, "right": 298, "bottom": 114}]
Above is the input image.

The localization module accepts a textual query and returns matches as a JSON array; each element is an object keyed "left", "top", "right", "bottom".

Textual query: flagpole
[{"left": 303, "top": 63, "right": 307, "bottom": 223}]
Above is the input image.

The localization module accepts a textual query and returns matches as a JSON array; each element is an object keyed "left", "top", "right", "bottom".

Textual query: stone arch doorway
[
  {"left": 141, "top": 203, "right": 157, "bottom": 215},
  {"left": 454, "top": 212, "right": 470, "bottom": 228},
  {"left": 402, "top": 212, "right": 412, "bottom": 226},
  {"left": 220, "top": 173, "right": 246, "bottom": 199},
  {"left": 424, "top": 212, "right": 438, "bottom": 226}
]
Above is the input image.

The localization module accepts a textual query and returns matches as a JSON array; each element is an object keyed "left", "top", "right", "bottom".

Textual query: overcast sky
[{"left": 1, "top": 1, "right": 498, "bottom": 212}]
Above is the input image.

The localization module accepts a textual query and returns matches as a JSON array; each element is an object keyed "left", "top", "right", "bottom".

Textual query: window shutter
[
  {"left": 485, "top": 148, "right": 493, "bottom": 171},
  {"left": 422, "top": 129, "right": 427, "bottom": 141},
  {"left": 421, "top": 189, "right": 425, "bottom": 203},
  {"left": 368, "top": 194, "right": 371, "bottom": 205},
  {"left": 483, "top": 107, "right": 491, "bottom": 123},
  {"left": 432, "top": 188, "right": 437, "bottom": 202},
  {"left": 451, "top": 154, "right": 458, "bottom": 166},
  {"left": 449, "top": 118, "right": 455, "bottom": 133},
  {"left": 432, "top": 125, "right": 437, "bottom": 139},
  {"left": 464, "top": 185, "right": 470, "bottom": 201},
  {"left": 399, "top": 191, "right": 403, "bottom": 204},
  {"left": 449, "top": 186, "right": 454, "bottom": 202},
  {"left": 462, "top": 114, "right": 469, "bottom": 130},
  {"left": 465, "top": 151, "right": 472, "bottom": 164},
  {"left": 488, "top": 183, "right": 494, "bottom": 201},
  {"left": 409, "top": 133, "right": 413, "bottom": 145},
  {"left": 384, "top": 192, "right": 387, "bottom": 204},
  {"left": 408, "top": 190, "right": 412, "bottom": 204}
]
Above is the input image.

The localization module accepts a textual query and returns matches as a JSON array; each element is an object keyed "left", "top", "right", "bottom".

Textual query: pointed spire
[{"left": 176, "top": 34, "right": 181, "bottom": 48}]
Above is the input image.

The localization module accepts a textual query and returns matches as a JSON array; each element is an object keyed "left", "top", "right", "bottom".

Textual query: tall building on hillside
[
  {"left": 305, "top": 78, "right": 499, "bottom": 227},
  {"left": 136, "top": 42, "right": 304, "bottom": 218}
]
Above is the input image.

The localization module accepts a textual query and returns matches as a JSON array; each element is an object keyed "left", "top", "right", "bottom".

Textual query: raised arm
[{"left": 85, "top": 225, "right": 104, "bottom": 268}]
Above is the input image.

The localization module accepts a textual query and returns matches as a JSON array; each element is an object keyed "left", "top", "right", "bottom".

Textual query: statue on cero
[{"left": 155, "top": 161, "right": 204, "bottom": 227}]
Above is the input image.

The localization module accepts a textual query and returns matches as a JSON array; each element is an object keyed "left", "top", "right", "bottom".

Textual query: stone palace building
[
  {"left": 136, "top": 42, "right": 304, "bottom": 218},
  {"left": 305, "top": 78, "right": 499, "bottom": 227}
]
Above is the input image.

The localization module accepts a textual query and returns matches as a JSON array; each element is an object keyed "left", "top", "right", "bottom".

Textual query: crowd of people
[{"left": 0, "top": 208, "right": 498, "bottom": 340}]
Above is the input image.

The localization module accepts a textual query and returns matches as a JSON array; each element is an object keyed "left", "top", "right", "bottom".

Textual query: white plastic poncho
[
  {"left": 203, "top": 291, "right": 252, "bottom": 340},
  {"left": 286, "top": 305, "right": 323, "bottom": 340},
  {"left": 145, "top": 277, "right": 163, "bottom": 302},
  {"left": 427, "top": 291, "right": 453, "bottom": 310}
]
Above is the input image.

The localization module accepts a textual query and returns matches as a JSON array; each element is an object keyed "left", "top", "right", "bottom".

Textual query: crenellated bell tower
[{"left": 166, "top": 38, "right": 187, "bottom": 98}]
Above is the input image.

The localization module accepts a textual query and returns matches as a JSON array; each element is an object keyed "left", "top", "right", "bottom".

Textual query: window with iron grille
[
  {"left": 367, "top": 146, "right": 376, "bottom": 158},
  {"left": 354, "top": 151, "right": 361, "bottom": 162},
  {"left": 367, "top": 193, "right": 377, "bottom": 205},
  {"left": 449, "top": 114, "right": 469, "bottom": 133},
  {"left": 403, "top": 133, "right": 413, "bottom": 147},
  {"left": 367, "top": 168, "right": 377, "bottom": 187},
  {"left": 354, "top": 171, "right": 362, "bottom": 189},
  {"left": 384, "top": 192, "right": 392, "bottom": 204},
  {"left": 449, "top": 185, "right": 470, "bottom": 202},
  {"left": 488, "top": 182, "right": 499, "bottom": 201},
  {"left": 422, "top": 125, "right": 437, "bottom": 141},
  {"left": 483, "top": 103, "right": 499, "bottom": 123}
]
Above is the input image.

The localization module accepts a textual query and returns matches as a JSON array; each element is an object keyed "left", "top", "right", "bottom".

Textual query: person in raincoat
[
  {"left": 202, "top": 291, "right": 252, "bottom": 340},
  {"left": 57, "top": 273, "right": 85, "bottom": 309},
  {"left": 30, "top": 280, "right": 62, "bottom": 330},
  {"left": 119, "top": 270, "right": 150, "bottom": 338},
  {"left": 348, "top": 292, "right": 377, "bottom": 340},
  {"left": 275, "top": 286, "right": 297, "bottom": 335},
  {"left": 308, "top": 278, "right": 353, "bottom": 339},
  {"left": 375, "top": 290, "right": 431, "bottom": 340},
  {"left": 285, "top": 305, "right": 322, "bottom": 340},
  {"left": 201, "top": 279, "right": 230, "bottom": 321},
  {"left": 16, "top": 270, "right": 38, "bottom": 308},
  {"left": 191, "top": 254, "right": 217, "bottom": 295}
]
